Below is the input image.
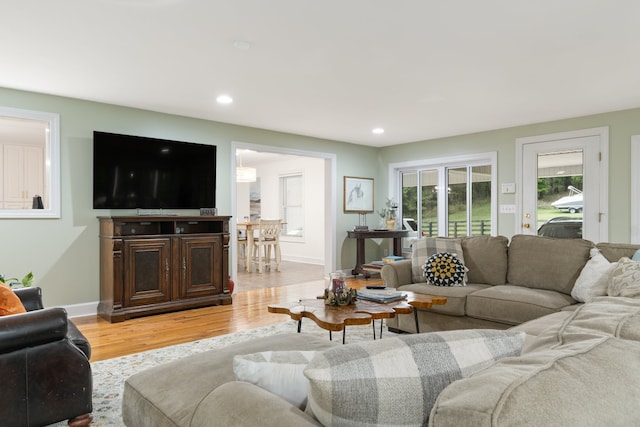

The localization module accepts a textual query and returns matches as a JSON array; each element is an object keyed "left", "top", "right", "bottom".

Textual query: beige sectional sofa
[
  {"left": 381, "top": 234, "right": 640, "bottom": 333},
  {"left": 122, "top": 235, "right": 640, "bottom": 426}
]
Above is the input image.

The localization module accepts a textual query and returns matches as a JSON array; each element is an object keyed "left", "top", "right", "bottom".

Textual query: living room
[{"left": 2, "top": 1, "right": 640, "bottom": 426}]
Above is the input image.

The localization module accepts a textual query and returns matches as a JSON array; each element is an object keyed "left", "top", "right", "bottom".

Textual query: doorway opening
[{"left": 230, "top": 142, "right": 336, "bottom": 292}]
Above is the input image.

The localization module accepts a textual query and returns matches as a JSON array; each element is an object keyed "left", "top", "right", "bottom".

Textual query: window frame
[
  {"left": 279, "top": 172, "right": 304, "bottom": 241},
  {"left": 388, "top": 152, "right": 498, "bottom": 238}
]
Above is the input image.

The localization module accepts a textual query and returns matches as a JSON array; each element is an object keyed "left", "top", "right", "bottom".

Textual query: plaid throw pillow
[
  {"left": 423, "top": 252, "right": 467, "bottom": 286},
  {"left": 411, "top": 237, "right": 465, "bottom": 283},
  {"left": 304, "top": 330, "right": 525, "bottom": 427}
]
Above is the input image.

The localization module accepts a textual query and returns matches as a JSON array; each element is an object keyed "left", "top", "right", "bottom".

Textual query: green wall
[
  {"left": 0, "top": 87, "right": 379, "bottom": 307},
  {"left": 1, "top": 86, "right": 638, "bottom": 307},
  {"left": 380, "top": 108, "right": 640, "bottom": 242}
]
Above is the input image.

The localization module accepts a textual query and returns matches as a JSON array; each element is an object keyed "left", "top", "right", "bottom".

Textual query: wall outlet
[{"left": 500, "top": 204, "right": 516, "bottom": 214}]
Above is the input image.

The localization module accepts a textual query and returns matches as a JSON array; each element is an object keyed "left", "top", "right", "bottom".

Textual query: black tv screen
[{"left": 93, "top": 131, "right": 216, "bottom": 209}]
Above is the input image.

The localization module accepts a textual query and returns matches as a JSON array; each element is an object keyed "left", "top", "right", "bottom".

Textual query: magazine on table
[{"left": 357, "top": 288, "right": 406, "bottom": 303}]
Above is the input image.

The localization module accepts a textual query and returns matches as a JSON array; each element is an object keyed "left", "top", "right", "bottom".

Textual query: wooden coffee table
[{"left": 268, "top": 292, "right": 447, "bottom": 343}]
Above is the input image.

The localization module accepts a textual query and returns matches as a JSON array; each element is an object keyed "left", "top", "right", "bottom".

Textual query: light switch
[{"left": 501, "top": 183, "right": 516, "bottom": 194}]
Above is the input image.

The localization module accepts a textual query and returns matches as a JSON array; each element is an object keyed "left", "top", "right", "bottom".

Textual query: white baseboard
[
  {"left": 282, "top": 255, "right": 324, "bottom": 265},
  {"left": 63, "top": 301, "right": 98, "bottom": 319}
]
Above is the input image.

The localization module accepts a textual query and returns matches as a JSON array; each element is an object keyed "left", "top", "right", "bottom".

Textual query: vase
[{"left": 386, "top": 219, "right": 396, "bottom": 230}]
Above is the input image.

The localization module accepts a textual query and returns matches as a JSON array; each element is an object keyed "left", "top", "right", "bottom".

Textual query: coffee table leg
[
  {"left": 297, "top": 319, "right": 302, "bottom": 333},
  {"left": 372, "top": 321, "right": 376, "bottom": 340},
  {"left": 414, "top": 309, "right": 420, "bottom": 334},
  {"left": 329, "top": 331, "right": 332, "bottom": 341},
  {"left": 380, "top": 319, "right": 384, "bottom": 338},
  {"left": 343, "top": 328, "right": 346, "bottom": 344}
]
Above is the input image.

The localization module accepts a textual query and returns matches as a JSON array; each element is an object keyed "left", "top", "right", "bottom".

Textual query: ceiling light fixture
[
  {"left": 236, "top": 151, "right": 256, "bottom": 183},
  {"left": 372, "top": 127, "right": 384, "bottom": 134},
  {"left": 216, "top": 95, "right": 233, "bottom": 104}
]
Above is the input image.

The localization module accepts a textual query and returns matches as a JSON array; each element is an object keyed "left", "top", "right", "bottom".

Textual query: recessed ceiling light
[
  {"left": 216, "top": 95, "right": 233, "bottom": 104},
  {"left": 372, "top": 127, "right": 385, "bottom": 134},
  {"left": 232, "top": 40, "right": 252, "bottom": 51}
]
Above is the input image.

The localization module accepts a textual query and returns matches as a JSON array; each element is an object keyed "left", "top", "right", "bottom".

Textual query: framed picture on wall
[{"left": 344, "top": 176, "right": 374, "bottom": 212}]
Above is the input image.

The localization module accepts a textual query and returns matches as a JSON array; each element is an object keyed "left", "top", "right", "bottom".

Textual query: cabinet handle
[
  {"left": 165, "top": 259, "right": 170, "bottom": 281},
  {"left": 182, "top": 256, "right": 187, "bottom": 280}
]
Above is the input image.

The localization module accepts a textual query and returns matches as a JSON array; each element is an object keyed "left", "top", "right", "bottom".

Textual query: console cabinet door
[
  {"left": 178, "top": 235, "right": 222, "bottom": 299},
  {"left": 123, "top": 238, "right": 172, "bottom": 307}
]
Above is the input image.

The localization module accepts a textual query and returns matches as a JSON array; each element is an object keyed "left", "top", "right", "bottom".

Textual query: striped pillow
[{"left": 304, "top": 330, "right": 525, "bottom": 427}]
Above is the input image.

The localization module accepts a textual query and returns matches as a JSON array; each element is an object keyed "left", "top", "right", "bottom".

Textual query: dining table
[{"left": 237, "top": 221, "right": 285, "bottom": 272}]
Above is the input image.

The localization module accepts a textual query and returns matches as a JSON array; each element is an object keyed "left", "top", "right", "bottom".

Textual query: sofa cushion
[
  {"left": 411, "top": 238, "right": 464, "bottom": 284},
  {"left": 123, "top": 333, "right": 337, "bottom": 427},
  {"left": 507, "top": 234, "right": 592, "bottom": 294},
  {"left": 571, "top": 247, "right": 616, "bottom": 303},
  {"left": 233, "top": 350, "right": 318, "bottom": 409},
  {"left": 607, "top": 257, "right": 640, "bottom": 298},
  {"left": 461, "top": 235, "right": 509, "bottom": 286},
  {"left": 466, "top": 285, "right": 576, "bottom": 325},
  {"left": 430, "top": 297, "right": 640, "bottom": 427},
  {"left": 430, "top": 336, "right": 640, "bottom": 427},
  {"left": 304, "top": 330, "right": 525, "bottom": 427},
  {"left": 192, "top": 381, "right": 321, "bottom": 427},
  {"left": 595, "top": 242, "right": 640, "bottom": 262},
  {"left": 398, "top": 283, "right": 491, "bottom": 316},
  {"left": 423, "top": 252, "right": 467, "bottom": 286},
  {"left": 0, "top": 283, "right": 27, "bottom": 316}
]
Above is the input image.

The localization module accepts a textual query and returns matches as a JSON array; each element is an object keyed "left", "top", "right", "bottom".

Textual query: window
[
  {"left": 280, "top": 173, "right": 303, "bottom": 238},
  {"left": 393, "top": 153, "right": 496, "bottom": 240}
]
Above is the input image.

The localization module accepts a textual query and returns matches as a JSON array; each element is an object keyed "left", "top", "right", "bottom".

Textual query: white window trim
[
  {"left": 632, "top": 135, "right": 640, "bottom": 244},
  {"left": 388, "top": 152, "right": 498, "bottom": 236},
  {"left": 279, "top": 171, "right": 305, "bottom": 243}
]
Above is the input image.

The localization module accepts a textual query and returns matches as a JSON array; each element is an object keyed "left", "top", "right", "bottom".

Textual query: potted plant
[
  {"left": 0, "top": 272, "right": 34, "bottom": 289},
  {"left": 377, "top": 198, "right": 398, "bottom": 230}
]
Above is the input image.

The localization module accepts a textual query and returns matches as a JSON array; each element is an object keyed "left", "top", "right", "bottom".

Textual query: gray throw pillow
[{"left": 304, "top": 329, "right": 525, "bottom": 427}]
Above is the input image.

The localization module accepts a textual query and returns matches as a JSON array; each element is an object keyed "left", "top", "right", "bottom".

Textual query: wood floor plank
[{"left": 74, "top": 277, "right": 384, "bottom": 361}]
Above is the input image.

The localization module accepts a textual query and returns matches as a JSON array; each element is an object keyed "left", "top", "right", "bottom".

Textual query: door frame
[
  {"left": 631, "top": 135, "right": 640, "bottom": 244},
  {"left": 230, "top": 141, "right": 336, "bottom": 282},
  {"left": 515, "top": 127, "right": 609, "bottom": 241}
]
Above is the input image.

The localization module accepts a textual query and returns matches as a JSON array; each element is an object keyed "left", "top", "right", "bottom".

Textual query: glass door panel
[
  {"left": 471, "top": 165, "right": 492, "bottom": 236},
  {"left": 536, "top": 150, "right": 583, "bottom": 238},
  {"left": 447, "top": 167, "right": 467, "bottom": 237},
  {"left": 421, "top": 170, "right": 438, "bottom": 237}
]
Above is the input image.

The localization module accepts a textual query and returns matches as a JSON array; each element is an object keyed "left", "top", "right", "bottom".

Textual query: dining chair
[
  {"left": 251, "top": 219, "right": 282, "bottom": 273},
  {"left": 237, "top": 229, "right": 248, "bottom": 270}
]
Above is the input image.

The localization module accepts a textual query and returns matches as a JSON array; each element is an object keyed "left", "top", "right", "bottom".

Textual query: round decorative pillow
[{"left": 423, "top": 252, "right": 466, "bottom": 286}]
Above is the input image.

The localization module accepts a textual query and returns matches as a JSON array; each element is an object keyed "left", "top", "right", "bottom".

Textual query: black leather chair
[{"left": 0, "top": 287, "right": 93, "bottom": 427}]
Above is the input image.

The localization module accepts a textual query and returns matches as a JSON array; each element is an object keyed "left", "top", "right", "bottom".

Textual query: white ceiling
[{"left": 2, "top": 0, "right": 639, "bottom": 147}]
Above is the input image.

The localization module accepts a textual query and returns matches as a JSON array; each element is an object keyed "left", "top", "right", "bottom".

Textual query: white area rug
[{"left": 48, "top": 319, "right": 395, "bottom": 427}]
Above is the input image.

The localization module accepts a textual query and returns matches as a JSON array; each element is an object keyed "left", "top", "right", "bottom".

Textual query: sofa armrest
[
  {"left": 191, "top": 381, "right": 321, "bottom": 427},
  {"left": 0, "top": 307, "right": 68, "bottom": 353},
  {"left": 14, "top": 286, "right": 44, "bottom": 311},
  {"left": 381, "top": 259, "right": 413, "bottom": 287}
]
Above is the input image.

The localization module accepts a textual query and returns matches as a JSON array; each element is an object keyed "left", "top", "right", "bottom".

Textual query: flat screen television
[{"left": 93, "top": 131, "right": 216, "bottom": 210}]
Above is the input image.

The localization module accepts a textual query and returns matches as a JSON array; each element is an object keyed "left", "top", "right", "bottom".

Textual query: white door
[{"left": 516, "top": 127, "right": 608, "bottom": 242}]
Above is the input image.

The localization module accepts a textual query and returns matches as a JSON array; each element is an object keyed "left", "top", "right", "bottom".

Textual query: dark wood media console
[{"left": 98, "top": 215, "right": 232, "bottom": 323}]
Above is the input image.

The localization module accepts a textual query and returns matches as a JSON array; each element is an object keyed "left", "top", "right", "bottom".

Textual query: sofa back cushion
[
  {"left": 430, "top": 297, "right": 640, "bottom": 426},
  {"left": 595, "top": 242, "right": 640, "bottom": 262},
  {"left": 461, "top": 235, "right": 508, "bottom": 286},
  {"left": 507, "top": 234, "right": 592, "bottom": 295}
]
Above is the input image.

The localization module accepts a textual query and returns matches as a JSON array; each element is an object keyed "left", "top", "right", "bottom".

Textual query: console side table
[{"left": 346, "top": 229, "right": 408, "bottom": 276}]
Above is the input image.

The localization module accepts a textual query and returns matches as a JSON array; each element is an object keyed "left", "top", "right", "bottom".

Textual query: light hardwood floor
[{"left": 74, "top": 275, "right": 383, "bottom": 362}]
